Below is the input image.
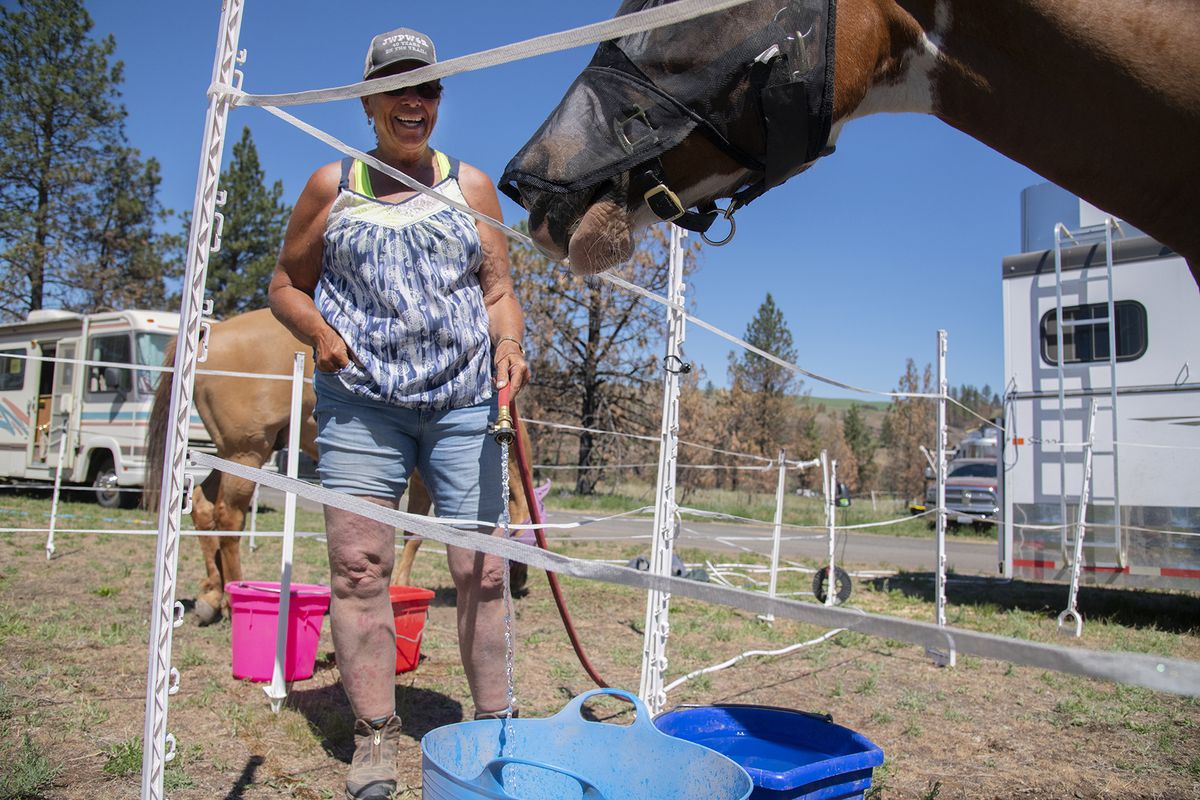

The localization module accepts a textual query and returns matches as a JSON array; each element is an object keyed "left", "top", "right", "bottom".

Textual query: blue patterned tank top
[{"left": 317, "top": 153, "right": 492, "bottom": 410}]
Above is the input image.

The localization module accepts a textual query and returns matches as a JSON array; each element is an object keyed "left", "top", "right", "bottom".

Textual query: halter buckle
[
  {"left": 643, "top": 183, "right": 686, "bottom": 223},
  {"left": 614, "top": 108, "right": 658, "bottom": 154}
]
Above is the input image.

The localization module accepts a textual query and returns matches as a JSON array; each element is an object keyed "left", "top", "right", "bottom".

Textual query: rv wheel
[
  {"left": 92, "top": 457, "right": 137, "bottom": 509},
  {"left": 812, "top": 566, "right": 853, "bottom": 605}
]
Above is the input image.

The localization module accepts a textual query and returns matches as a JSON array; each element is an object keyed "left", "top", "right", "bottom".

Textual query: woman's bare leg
[
  {"left": 325, "top": 498, "right": 398, "bottom": 720},
  {"left": 445, "top": 527, "right": 511, "bottom": 716}
]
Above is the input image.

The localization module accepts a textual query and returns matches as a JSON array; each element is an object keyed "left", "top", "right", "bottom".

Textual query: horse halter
[
  {"left": 499, "top": 0, "right": 837, "bottom": 246},
  {"left": 637, "top": 156, "right": 735, "bottom": 246}
]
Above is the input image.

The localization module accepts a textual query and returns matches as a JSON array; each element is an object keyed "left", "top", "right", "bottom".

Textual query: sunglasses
[{"left": 383, "top": 81, "right": 443, "bottom": 100}]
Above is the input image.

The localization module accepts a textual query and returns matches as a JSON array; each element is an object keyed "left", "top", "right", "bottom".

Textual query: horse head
[{"left": 500, "top": 0, "right": 836, "bottom": 273}]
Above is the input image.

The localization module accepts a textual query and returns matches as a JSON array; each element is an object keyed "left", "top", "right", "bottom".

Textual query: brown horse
[
  {"left": 145, "top": 308, "right": 530, "bottom": 624},
  {"left": 502, "top": 0, "right": 1200, "bottom": 280}
]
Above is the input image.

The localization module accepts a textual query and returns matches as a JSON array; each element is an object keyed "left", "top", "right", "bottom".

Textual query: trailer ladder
[{"left": 1052, "top": 220, "right": 1124, "bottom": 571}]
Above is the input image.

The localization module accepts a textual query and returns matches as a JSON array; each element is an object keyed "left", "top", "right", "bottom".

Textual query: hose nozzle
[{"left": 493, "top": 384, "right": 515, "bottom": 445}]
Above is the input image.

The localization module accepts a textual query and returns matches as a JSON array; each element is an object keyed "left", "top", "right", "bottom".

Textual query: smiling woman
[{"left": 264, "top": 24, "right": 532, "bottom": 800}]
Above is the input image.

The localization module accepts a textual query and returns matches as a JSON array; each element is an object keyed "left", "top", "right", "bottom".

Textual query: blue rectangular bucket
[
  {"left": 653, "top": 704, "right": 884, "bottom": 800},
  {"left": 421, "top": 689, "right": 753, "bottom": 800}
]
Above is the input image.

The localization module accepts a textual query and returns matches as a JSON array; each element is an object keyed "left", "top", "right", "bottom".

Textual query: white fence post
[
  {"left": 1058, "top": 398, "right": 1098, "bottom": 637},
  {"left": 934, "top": 329, "right": 948, "bottom": 628},
  {"left": 45, "top": 419, "right": 70, "bottom": 560},
  {"left": 265, "top": 352, "right": 306, "bottom": 711},
  {"left": 927, "top": 329, "right": 955, "bottom": 667},
  {"left": 763, "top": 448, "right": 787, "bottom": 623},
  {"left": 248, "top": 483, "right": 260, "bottom": 551},
  {"left": 824, "top": 454, "right": 838, "bottom": 607},
  {"left": 638, "top": 225, "right": 687, "bottom": 715},
  {"left": 141, "top": 3, "right": 245, "bottom": 797}
]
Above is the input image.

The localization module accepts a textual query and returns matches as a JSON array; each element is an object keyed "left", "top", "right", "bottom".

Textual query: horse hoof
[
  {"left": 194, "top": 598, "right": 222, "bottom": 625},
  {"left": 511, "top": 562, "right": 529, "bottom": 597}
]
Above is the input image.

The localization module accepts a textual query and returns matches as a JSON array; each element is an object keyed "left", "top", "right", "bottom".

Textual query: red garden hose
[{"left": 507, "top": 397, "right": 608, "bottom": 689}]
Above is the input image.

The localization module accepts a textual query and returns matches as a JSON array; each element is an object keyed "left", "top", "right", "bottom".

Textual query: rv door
[
  {"left": 49, "top": 341, "right": 77, "bottom": 470},
  {"left": 27, "top": 343, "right": 54, "bottom": 465},
  {"left": 29, "top": 341, "right": 76, "bottom": 470}
]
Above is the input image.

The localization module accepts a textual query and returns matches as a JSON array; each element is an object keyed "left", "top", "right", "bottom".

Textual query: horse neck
[{"left": 840, "top": 0, "right": 1200, "bottom": 260}]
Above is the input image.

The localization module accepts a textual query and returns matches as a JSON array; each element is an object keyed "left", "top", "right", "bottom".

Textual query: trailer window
[
  {"left": 88, "top": 334, "right": 133, "bottom": 395},
  {"left": 0, "top": 350, "right": 25, "bottom": 392},
  {"left": 1040, "top": 300, "right": 1147, "bottom": 365}
]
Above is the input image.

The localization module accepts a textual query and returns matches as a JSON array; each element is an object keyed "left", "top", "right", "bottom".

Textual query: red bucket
[{"left": 390, "top": 584, "right": 435, "bottom": 673}]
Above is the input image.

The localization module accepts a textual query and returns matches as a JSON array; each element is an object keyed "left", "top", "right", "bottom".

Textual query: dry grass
[{"left": 0, "top": 493, "right": 1197, "bottom": 799}]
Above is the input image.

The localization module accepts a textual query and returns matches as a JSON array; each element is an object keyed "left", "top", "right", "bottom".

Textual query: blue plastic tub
[
  {"left": 422, "top": 689, "right": 752, "bottom": 800},
  {"left": 653, "top": 705, "right": 884, "bottom": 800}
]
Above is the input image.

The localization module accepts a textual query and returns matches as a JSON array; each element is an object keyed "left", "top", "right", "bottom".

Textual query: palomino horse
[
  {"left": 501, "top": 0, "right": 1200, "bottom": 281},
  {"left": 145, "top": 308, "right": 531, "bottom": 624}
]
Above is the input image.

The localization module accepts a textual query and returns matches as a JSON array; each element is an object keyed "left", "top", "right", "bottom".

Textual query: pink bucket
[{"left": 226, "top": 581, "right": 331, "bottom": 682}]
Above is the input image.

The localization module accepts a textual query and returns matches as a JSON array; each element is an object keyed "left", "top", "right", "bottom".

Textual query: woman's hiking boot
[{"left": 345, "top": 714, "right": 401, "bottom": 800}]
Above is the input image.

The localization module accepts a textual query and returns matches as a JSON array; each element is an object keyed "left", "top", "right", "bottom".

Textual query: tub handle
[
  {"left": 562, "top": 687, "right": 651, "bottom": 729},
  {"left": 471, "top": 756, "right": 607, "bottom": 800}
]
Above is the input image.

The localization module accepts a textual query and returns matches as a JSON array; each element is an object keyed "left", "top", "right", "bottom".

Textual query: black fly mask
[{"left": 499, "top": 0, "right": 837, "bottom": 238}]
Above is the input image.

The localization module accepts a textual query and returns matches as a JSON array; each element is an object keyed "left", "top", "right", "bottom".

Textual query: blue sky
[{"left": 89, "top": 0, "right": 1046, "bottom": 400}]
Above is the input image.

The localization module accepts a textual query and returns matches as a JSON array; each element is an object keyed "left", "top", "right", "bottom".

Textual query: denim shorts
[{"left": 312, "top": 369, "right": 503, "bottom": 523}]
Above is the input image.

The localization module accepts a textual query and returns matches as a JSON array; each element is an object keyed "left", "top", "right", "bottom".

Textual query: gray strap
[{"left": 189, "top": 451, "right": 1200, "bottom": 697}]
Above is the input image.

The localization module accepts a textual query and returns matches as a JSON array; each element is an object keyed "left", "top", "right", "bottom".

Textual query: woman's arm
[
  {"left": 267, "top": 161, "right": 356, "bottom": 373},
  {"left": 459, "top": 162, "right": 530, "bottom": 397}
]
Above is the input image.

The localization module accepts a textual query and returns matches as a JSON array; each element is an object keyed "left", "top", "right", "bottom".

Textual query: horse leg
[
  {"left": 393, "top": 470, "right": 431, "bottom": 587},
  {"left": 215, "top": 535, "right": 244, "bottom": 620},
  {"left": 191, "top": 458, "right": 262, "bottom": 623},
  {"left": 192, "top": 472, "right": 226, "bottom": 625},
  {"left": 209, "top": 464, "right": 261, "bottom": 619}
]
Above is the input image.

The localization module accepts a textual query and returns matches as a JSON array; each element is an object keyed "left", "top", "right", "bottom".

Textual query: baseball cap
[{"left": 363, "top": 27, "right": 437, "bottom": 79}]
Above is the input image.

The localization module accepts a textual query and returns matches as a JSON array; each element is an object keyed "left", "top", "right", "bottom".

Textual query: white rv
[
  {"left": 1000, "top": 185, "right": 1200, "bottom": 590},
  {"left": 0, "top": 309, "right": 207, "bottom": 507}
]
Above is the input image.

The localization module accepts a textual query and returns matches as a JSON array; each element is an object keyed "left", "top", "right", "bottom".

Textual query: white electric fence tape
[
  {"left": 601, "top": 273, "right": 943, "bottom": 399},
  {"left": 227, "top": 0, "right": 759, "bottom": 108},
  {"left": 3, "top": 349, "right": 297, "bottom": 382},
  {"left": 190, "top": 449, "right": 1200, "bottom": 697}
]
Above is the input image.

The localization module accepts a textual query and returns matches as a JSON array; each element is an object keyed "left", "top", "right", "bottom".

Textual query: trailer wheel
[
  {"left": 812, "top": 566, "right": 853, "bottom": 605},
  {"left": 91, "top": 455, "right": 136, "bottom": 509}
]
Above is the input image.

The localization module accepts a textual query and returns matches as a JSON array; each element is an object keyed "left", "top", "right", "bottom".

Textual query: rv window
[
  {"left": 0, "top": 350, "right": 25, "bottom": 392},
  {"left": 1040, "top": 301, "right": 1147, "bottom": 365},
  {"left": 134, "top": 332, "right": 172, "bottom": 395},
  {"left": 88, "top": 334, "right": 132, "bottom": 394}
]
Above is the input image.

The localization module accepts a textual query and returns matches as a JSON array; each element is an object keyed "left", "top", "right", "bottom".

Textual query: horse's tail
[{"left": 142, "top": 338, "right": 177, "bottom": 512}]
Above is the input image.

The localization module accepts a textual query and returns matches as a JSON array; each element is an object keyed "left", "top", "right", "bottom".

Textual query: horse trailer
[
  {"left": 0, "top": 309, "right": 208, "bottom": 507},
  {"left": 1000, "top": 184, "right": 1200, "bottom": 590}
]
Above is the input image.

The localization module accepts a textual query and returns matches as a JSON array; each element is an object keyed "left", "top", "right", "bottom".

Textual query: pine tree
[
  {"left": 883, "top": 359, "right": 935, "bottom": 499},
  {"left": 0, "top": 0, "right": 127, "bottom": 319},
  {"left": 202, "top": 127, "right": 291, "bottom": 318},
  {"left": 826, "top": 413, "right": 858, "bottom": 492},
  {"left": 842, "top": 403, "right": 878, "bottom": 489},
  {"left": 728, "top": 293, "right": 797, "bottom": 397},
  {"left": 77, "top": 147, "right": 182, "bottom": 310},
  {"left": 727, "top": 293, "right": 802, "bottom": 469}
]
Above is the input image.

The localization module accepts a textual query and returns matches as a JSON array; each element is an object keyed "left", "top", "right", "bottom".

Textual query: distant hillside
[
  {"left": 796, "top": 393, "right": 892, "bottom": 438},
  {"left": 801, "top": 396, "right": 890, "bottom": 413}
]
